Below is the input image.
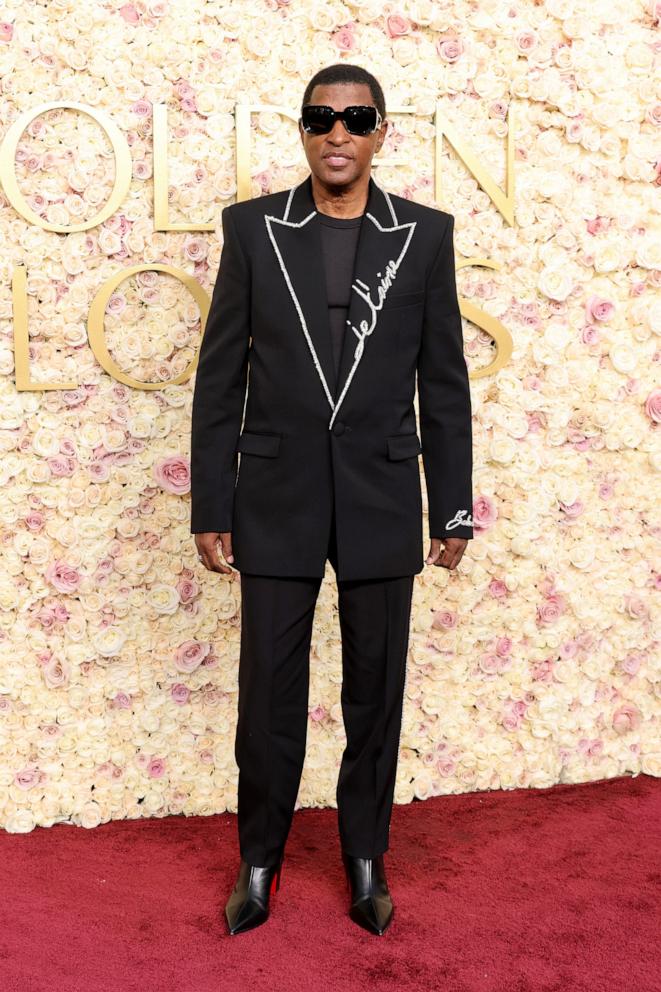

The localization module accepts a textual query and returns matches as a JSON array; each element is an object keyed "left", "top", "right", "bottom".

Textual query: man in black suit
[{"left": 191, "top": 63, "right": 473, "bottom": 937}]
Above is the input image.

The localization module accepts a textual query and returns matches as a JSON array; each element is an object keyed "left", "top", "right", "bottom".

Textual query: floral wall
[{"left": 0, "top": 0, "right": 659, "bottom": 834}]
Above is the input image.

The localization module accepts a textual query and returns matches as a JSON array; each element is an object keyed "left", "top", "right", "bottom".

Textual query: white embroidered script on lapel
[{"left": 264, "top": 181, "right": 416, "bottom": 430}]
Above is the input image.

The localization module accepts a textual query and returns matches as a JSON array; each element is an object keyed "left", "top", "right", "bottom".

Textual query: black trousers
[{"left": 234, "top": 502, "right": 415, "bottom": 868}]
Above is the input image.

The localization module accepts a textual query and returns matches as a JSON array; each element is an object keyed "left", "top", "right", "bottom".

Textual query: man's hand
[
  {"left": 426, "top": 536, "right": 468, "bottom": 570},
  {"left": 195, "top": 532, "right": 235, "bottom": 574}
]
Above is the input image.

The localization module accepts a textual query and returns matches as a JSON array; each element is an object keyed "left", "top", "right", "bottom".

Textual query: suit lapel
[{"left": 264, "top": 174, "right": 417, "bottom": 428}]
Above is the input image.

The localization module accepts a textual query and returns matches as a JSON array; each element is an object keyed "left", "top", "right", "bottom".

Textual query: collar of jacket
[{"left": 264, "top": 173, "right": 417, "bottom": 429}]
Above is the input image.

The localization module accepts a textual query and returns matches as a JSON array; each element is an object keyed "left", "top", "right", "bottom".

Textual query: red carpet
[{"left": 2, "top": 773, "right": 659, "bottom": 992}]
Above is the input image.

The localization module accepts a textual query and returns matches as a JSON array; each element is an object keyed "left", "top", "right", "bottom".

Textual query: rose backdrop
[{"left": 0, "top": 0, "right": 659, "bottom": 833}]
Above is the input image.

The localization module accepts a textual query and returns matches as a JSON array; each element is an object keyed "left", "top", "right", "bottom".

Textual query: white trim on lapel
[
  {"left": 329, "top": 209, "right": 416, "bottom": 430},
  {"left": 265, "top": 178, "right": 417, "bottom": 430},
  {"left": 264, "top": 209, "right": 337, "bottom": 413}
]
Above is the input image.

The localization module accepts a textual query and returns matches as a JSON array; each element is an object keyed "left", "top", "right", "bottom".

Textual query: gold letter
[
  {"left": 13, "top": 264, "right": 77, "bottom": 390},
  {"left": 435, "top": 101, "right": 515, "bottom": 226},
  {"left": 87, "top": 264, "right": 209, "bottom": 389},
  {"left": 0, "top": 102, "right": 132, "bottom": 233}
]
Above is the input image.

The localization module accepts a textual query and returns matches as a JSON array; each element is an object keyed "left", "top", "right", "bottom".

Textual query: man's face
[{"left": 299, "top": 82, "right": 387, "bottom": 188}]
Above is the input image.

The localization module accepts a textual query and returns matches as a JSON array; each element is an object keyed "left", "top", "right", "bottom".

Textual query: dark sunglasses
[{"left": 300, "top": 104, "right": 383, "bottom": 136}]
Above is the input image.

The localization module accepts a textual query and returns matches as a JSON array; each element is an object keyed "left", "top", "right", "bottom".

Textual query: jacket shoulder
[
  {"left": 222, "top": 188, "right": 291, "bottom": 224},
  {"left": 388, "top": 191, "right": 453, "bottom": 227}
]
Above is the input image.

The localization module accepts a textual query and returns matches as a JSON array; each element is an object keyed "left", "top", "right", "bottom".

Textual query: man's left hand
[{"left": 426, "top": 537, "right": 468, "bottom": 570}]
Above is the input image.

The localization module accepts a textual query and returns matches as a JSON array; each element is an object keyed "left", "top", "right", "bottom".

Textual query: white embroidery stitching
[
  {"left": 445, "top": 510, "right": 474, "bottom": 529},
  {"left": 282, "top": 185, "right": 296, "bottom": 222},
  {"left": 265, "top": 180, "right": 417, "bottom": 430},
  {"left": 264, "top": 210, "right": 336, "bottom": 413},
  {"left": 382, "top": 187, "right": 399, "bottom": 226},
  {"left": 329, "top": 212, "right": 416, "bottom": 429}
]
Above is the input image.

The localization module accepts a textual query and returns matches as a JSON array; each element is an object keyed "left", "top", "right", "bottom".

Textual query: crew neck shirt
[{"left": 317, "top": 211, "right": 365, "bottom": 386}]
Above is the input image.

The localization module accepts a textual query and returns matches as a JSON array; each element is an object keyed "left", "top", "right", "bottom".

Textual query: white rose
[
  {"left": 537, "top": 266, "right": 574, "bottom": 301},
  {"left": 147, "top": 584, "right": 180, "bottom": 615},
  {"left": 92, "top": 626, "right": 126, "bottom": 658}
]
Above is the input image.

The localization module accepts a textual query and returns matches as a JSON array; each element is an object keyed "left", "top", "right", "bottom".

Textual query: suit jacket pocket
[
  {"left": 386, "top": 433, "right": 422, "bottom": 460},
  {"left": 383, "top": 290, "right": 425, "bottom": 309},
  {"left": 236, "top": 431, "right": 282, "bottom": 457}
]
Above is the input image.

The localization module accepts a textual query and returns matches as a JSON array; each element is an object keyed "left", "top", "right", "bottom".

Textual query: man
[{"left": 190, "top": 63, "right": 473, "bottom": 937}]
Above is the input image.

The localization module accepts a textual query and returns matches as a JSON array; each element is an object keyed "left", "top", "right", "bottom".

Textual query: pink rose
[
  {"left": 624, "top": 595, "right": 648, "bottom": 619},
  {"left": 578, "top": 738, "right": 603, "bottom": 757},
  {"left": 171, "top": 684, "right": 191, "bottom": 705},
  {"left": 432, "top": 609, "right": 457, "bottom": 629},
  {"left": 612, "top": 704, "right": 642, "bottom": 735},
  {"left": 184, "top": 235, "right": 208, "bottom": 263},
  {"left": 531, "top": 659, "right": 553, "bottom": 681},
  {"left": 472, "top": 494, "right": 497, "bottom": 530},
  {"left": 479, "top": 653, "right": 501, "bottom": 674},
  {"left": 644, "top": 387, "right": 661, "bottom": 423},
  {"left": 489, "top": 579, "right": 507, "bottom": 598},
  {"left": 119, "top": 4, "right": 140, "bottom": 24},
  {"left": 536, "top": 593, "right": 566, "bottom": 625},
  {"left": 515, "top": 31, "right": 537, "bottom": 52},
  {"left": 131, "top": 99, "right": 152, "bottom": 117},
  {"left": 148, "top": 758, "right": 165, "bottom": 778},
  {"left": 386, "top": 14, "right": 410, "bottom": 37},
  {"left": 25, "top": 511, "right": 45, "bottom": 531},
  {"left": 586, "top": 295, "right": 615, "bottom": 322},
  {"left": 15, "top": 767, "right": 45, "bottom": 790},
  {"left": 559, "top": 499, "right": 584, "bottom": 518},
  {"left": 598, "top": 482, "right": 614, "bottom": 499},
  {"left": 581, "top": 325, "right": 600, "bottom": 345},
  {"left": 309, "top": 705, "right": 327, "bottom": 722},
  {"left": 45, "top": 559, "right": 81, "bottom": 593},
  {"left": 177, "top": 577, "right": 199, "bottom": 603},
  {"left": 111, "top": 692, "right": 132, "bottom": 709},
  {"left": 174, "top": 639, "right": 210, "bottom": 673},
  {"left": 47, "top": 455, "right": 76, "bottom": 477},
  {"left": 153, "top": 455, "right": 190, "bottom": 494},
  {"left": 436, "top": 37, "right": 464, "bottom": 62},
  {"left": 42, "top": 656, "right": 69, "bottom": 688},
  {"left": 333, "top": 25, "right": 356, "bottom": 51},
  {"left": 89, "top": 461, "right": 111, "bottom": 482},
  {"left": 586, "top": 218, "right": 601, "bottom": 234},
  {"left": 0, "top": 22, "right": 14, "bottom": 42}
]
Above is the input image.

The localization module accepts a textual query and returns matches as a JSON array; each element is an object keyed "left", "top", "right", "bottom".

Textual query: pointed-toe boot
[
  {"left": 224, "top": 857, "right": 283, "bottom": 935},
  {"left": 342, "top": 851, "right": 394, "bottom": 936}
]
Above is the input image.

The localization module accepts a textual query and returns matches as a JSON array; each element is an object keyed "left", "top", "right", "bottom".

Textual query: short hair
[{"left": 301, "top": 63, "right": 386, "bottom": 120}]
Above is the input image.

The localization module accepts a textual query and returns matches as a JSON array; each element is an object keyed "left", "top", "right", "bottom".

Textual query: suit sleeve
[
  {"left": 190, "top": 205, "right": 250, "bottom": 533},
  {"left": 417, "top": 214, "right": 474, "bottom": 541}
]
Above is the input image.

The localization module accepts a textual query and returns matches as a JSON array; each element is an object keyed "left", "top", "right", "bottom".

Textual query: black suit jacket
[{"left": 190, "top": 173, "right": 473, "bottom": 580}]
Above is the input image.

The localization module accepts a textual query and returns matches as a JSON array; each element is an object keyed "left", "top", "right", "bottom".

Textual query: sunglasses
[{"left": 300, "top": 104, "right": 383, "bottom": 136}]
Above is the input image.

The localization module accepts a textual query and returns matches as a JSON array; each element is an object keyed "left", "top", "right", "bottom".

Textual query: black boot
[
  {"left": 224, "top": 857, "right": 284, "bottom": 935},
  {"left": 342, "top": 851, "right": 394, "bottom": 935}
]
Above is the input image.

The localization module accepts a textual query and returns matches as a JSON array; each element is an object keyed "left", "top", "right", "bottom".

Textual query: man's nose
[{"left": 327, "top": 117, "right": 349, "bottom": 142}]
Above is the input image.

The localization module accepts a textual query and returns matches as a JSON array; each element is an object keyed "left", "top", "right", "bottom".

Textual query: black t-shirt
[{"left": 317, "top": 211, "right": 364, "bottom": 383}]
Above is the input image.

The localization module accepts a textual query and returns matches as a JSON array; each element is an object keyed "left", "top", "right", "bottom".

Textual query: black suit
[
  {"left": 190, "top": 174, "right": 473, "bottom": 580},
  {"left": 190, "top": 174, "right": 473, "bottom": 866}
]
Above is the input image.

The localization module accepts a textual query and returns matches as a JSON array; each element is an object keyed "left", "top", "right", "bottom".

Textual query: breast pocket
[
  {"left": 386, "top": 433, "right": 422, "bottom": 460},
  {"left": 236, "top": 431, "right": 282, "bottom": 457},
  {"left": 382, "top": 290, "right": 425, "bottom": 310}
]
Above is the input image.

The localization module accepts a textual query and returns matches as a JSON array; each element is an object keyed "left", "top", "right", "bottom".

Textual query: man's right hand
[{"left": 195, "top": 532, "right": 235, "bottom": 574}]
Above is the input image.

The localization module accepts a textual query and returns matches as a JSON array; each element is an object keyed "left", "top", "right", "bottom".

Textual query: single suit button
[{"left": 332, "top": 421, "right": 345, "bottom": 436}]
